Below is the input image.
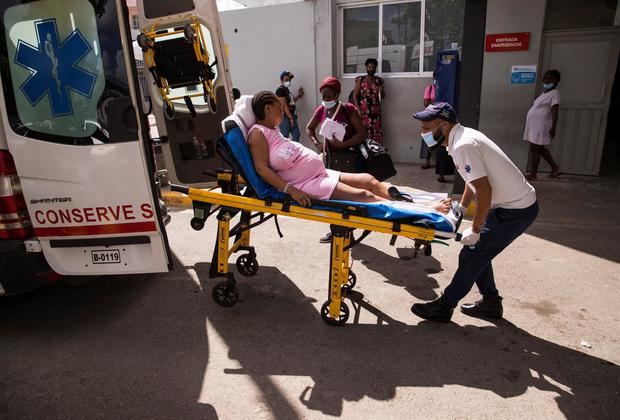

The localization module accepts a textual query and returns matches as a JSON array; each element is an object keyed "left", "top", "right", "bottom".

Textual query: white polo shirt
[{"left": 447, "top": 124, "right": 536, "bottom": 209}]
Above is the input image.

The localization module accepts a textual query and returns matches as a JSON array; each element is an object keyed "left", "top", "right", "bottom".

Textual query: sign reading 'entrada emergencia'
[{"left": 485, "top": 32, "right": 530, "bottom": 52}]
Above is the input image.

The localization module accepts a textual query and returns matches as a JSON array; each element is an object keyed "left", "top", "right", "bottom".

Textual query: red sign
[{"left": 485, "top": 32, "right": 530, "bottom": 52}]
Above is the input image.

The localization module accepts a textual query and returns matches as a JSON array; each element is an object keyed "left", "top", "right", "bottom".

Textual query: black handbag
[
  {"left": 358, "top": 139, "right": 397, "bottom": 181},
  {"left": 325, "top": 149, "right": 363, "bottom": 173}
]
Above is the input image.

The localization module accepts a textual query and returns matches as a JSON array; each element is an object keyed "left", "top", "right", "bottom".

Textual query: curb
[{"left": 161, "top": 191, "right": 192, "bottom": 208}]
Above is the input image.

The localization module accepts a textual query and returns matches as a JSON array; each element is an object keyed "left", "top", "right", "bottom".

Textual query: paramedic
[{"left": 410, "top": 103, "right": 539, "bottom": 322}]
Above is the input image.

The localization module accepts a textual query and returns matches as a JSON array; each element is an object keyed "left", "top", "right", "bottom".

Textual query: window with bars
[{"left": 341, "top": 0, "right": 465, "bottom": 76}]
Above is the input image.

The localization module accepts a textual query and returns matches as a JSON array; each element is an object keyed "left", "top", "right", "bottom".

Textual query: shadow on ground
[
  {"left": 0, "top": 254, "right": 217, "bottom": 419},
  {"left": 196, "top": 263, "right": 620, "bottom": 419}
]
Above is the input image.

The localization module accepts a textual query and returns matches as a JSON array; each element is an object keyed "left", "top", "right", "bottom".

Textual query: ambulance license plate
[{"left": 91, "top": 249, "right": 121, "bottom": 264}]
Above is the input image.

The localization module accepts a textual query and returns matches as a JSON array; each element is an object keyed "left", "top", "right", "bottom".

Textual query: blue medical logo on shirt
[
  {"left": 14, "top": 18, "right": 97, "bottom": 117},
  {"left": 465, "top": 164, "right": 472, "bottom": 174}
]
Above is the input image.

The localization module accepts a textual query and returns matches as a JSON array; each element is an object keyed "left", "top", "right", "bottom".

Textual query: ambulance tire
[
  {"left": 212, "top": 281, "right": 239, "bottom": 307},
  {"left": 320, "top": 300, "right": 349, "bottom": 326},
  {"left": 236, "top": 254, "right": 258, "bottom": 277},
  {"left": 341, "top": 271, "right": 356, "bottom": 292},
  {"left": 190, "top": 217, "right": 205, "bottom": 231}
]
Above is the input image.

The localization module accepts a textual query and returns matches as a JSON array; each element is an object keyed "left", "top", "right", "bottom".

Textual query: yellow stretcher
[{"left": 170, "top": 124, "right": 462, "bottom": 326}]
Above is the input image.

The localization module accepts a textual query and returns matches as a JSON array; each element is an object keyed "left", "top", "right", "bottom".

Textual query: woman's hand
[
  {"left": 432, "top": 198, "right": 452, "bottom": 214},
  {"left": 289, "top": 186, "right": 312, "bottom": 207}
]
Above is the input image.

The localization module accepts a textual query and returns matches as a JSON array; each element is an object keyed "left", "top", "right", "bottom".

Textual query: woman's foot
[
  {"left": 421, "top": 164, "right": 432, "bottom": 170},
  {"left": 432, "top": 198, "right": 452, "bottom": 214},
  {"left": 437, "top": 176, "right": 446, "bottom": 183},
  {"left": 549, "top": 169, "right": 564, "bottom": 178},
  {"left": 525, "top": 173, "right": 537, "bottom": 181}
]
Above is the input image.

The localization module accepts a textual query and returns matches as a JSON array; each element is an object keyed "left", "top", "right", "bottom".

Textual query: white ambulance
[{"left": 0, "top": 0, "right": 233, "bottom": 294}]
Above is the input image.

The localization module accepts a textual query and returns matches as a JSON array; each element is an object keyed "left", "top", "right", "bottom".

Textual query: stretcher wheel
[
  {"left": 205, "top": 92, "right": 217, "bottom": 114},
  {"left": 212, "top": 281, "right": 239, "bottom": 307},
  {"left": 137, "top": 33, "right": 150, "bottom": 50},
  {"left": 236, "top": 254, "right": 259, "bottom": 277},
  {"left": 342, "top": 271, "right": 357, "bottom": 292},
  {"left": 190, "top": 217, "right": 205, "bottom": 231},
  {"left": 163, "top": 101, "right": 175, "bottom": 120},
  {"left": 183, "top": 24, "right": 196, "bottom": 43},
  {"left": 320, "top": 300, "right": 349, "bottom": 326}
]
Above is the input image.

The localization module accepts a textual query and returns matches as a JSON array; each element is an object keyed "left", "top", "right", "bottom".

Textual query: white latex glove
[
  {"left": 460, "top": 227, "right": 480, "bottom": 246},
  {"left": 454, "top": 202, "right": 466, "bottom": 218}
]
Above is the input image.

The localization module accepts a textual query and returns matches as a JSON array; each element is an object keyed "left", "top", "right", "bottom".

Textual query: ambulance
[{"left": 0, "top": 0, "right": 233, "bottom": 294}]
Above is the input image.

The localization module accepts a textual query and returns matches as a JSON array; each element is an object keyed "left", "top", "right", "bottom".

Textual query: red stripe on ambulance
[{"left": 34, "top": 221, "right": 157, "bottom": 237}]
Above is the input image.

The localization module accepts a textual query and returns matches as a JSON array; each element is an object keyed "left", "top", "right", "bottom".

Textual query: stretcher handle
[
  {"left": 202, "top": 169, "right": 218, "bottom": 178},
  {"left": 170, "top": 183, "right": 189, "bottom": 194}
]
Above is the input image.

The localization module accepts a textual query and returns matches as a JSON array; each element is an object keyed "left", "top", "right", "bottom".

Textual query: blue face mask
[
  {"left": 420, "top": 124, "right": 446, "bottom": 151},
  {"left": 322, "top": 100, "right": 337, "bottom": 109},
  {"left": 543, "top": 82, "right": 555, "bottom": 90}
]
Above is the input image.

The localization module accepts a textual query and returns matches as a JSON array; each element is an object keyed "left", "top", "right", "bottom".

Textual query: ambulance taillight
[{"left": 0, "top": 150, "right": 33, "bottom": 239}]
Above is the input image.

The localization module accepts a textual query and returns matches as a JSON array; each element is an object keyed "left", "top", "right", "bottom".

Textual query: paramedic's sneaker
[
  {"left": 319, "top": 232, "right": 332, "bottom": 243},
  {"left": 411, "top": 297, "right": 453, "bottom": 323},
  {"left": 460, "top": 296, "right": 503, "bottom": 319}
]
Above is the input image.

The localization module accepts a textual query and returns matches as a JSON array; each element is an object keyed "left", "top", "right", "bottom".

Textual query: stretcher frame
[
  {"left": 171, "top": 170, "right": 460, "bottom": 326},
  {"left": 138, "top": 15, "right": 218, "bottom": 119}
]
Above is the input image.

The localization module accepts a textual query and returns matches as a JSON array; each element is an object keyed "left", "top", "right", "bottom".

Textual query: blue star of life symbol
[
  {"left": 465, "top": 164, "right": 472, "bottom": 173},
  {"left": 14, "top": 18, "right": 97, "bottom": 117}
]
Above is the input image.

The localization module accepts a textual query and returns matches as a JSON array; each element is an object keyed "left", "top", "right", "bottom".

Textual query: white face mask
[
  {"left": 322, "top": 100, "right": 337, "bottom": 109},
  {"left": 283, "top": 81, "right": 291, "bottom": 88},
  {"left": 420, "top": 124, "right": 446, "bottom": 151}
]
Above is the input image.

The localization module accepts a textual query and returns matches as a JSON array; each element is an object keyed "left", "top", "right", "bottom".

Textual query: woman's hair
[
  {"left": 252, "top": 91, "right": 279, "bottom": 120},
  {"left": 365, "top": 58, "right": 378, "bottom": 67},
  {"left": 546, "top": 69, "right": 561, "bottom": 82}
]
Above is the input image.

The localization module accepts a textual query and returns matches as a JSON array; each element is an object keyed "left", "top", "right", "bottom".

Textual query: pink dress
[{"left": 249, "top": 124, "right": 340, "bottom": 200}]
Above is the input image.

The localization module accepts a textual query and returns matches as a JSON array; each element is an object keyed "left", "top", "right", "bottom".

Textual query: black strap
[{"left": 274, "top": 215, "right": 284, "bottom": 238}]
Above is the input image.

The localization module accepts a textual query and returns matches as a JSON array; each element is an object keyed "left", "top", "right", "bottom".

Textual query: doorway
[
  {"left": 600, "top": 54, "right": 620, "bottom": 176},
  {"left": 536, "top": 28, "right": 620, "bottom": 175}
]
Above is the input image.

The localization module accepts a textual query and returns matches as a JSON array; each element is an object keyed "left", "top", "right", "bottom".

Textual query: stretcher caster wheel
[
  {"left": 137, "top": 33, "right": 150, "bottom": 50},
  {"left": 341, "top": 271, "right": 357, "bottom": 292},
  {"left": 236, "top": 254, "right": 259, "bottom": 277},
  {"left": 190, "top": 217, "right": 205, "bottom": 231},
  {"left": 320, "top": 300, "right": 349, "bottom": 326},
  {"left": 183, "top": 24, "right": 196, "bottom": 43},
  {"left": 205, "top": 93, "right": 217, "bottom": 114},
  {"left": 212, "top": 281, "right": 239, "bottom": 307},
  {"left": 163, "top": 101, "right": 175, "bottom": 120}
]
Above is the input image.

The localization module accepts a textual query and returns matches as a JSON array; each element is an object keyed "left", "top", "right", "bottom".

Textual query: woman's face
[
  {"left": 264, "top": 99, "right": 284, "bottom": 125},
  {"left": 366, "top": 62, "right": 377, "bottom": 73},
  {"left": 543, "top": 72, "right": 558, "bottom": 85},
  {"left": 320, "top": 87, "right": 339, "bottom": 102}
]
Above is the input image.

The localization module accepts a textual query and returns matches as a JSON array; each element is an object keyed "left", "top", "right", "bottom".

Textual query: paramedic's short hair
[
  {"left": 546, "top": 69, "right": 561, "bottom": 82},
  {"left": 365, "top": 58, "right": 378, "bottom": 67},
  {"left": 232, "top": 88, "right": 241, "bottom": 100},
  {"left": 252, "top": 91, "right": 279, "bottom": 120}
]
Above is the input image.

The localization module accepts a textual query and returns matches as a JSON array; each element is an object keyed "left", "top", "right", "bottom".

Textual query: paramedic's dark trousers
[{"left": 442, "top": 201, "right": 539, "bottom": 308}]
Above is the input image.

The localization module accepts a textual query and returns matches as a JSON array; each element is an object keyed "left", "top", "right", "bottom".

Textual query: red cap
[{"left": 319, "top": 76, "right": 341, "bottom": 94}]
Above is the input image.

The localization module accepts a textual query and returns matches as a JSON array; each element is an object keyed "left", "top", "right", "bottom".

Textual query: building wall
[
  {"left": 220, "top": 1, "right": 318, "bottom": 146},
  {"left": 478, "top": 0, "right": 548, "bottom": 169}
]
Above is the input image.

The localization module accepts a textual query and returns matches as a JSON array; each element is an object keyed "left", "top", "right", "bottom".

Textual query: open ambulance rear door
[
  {"left": 136, "top": 0, "right": 235, "bottom": 186},
  {"left": 0, "top": 0, "right": 172, "bottom": 275}
]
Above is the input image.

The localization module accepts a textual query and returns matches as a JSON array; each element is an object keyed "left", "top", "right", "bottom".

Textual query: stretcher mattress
[{"left": 220, "top": 125, "right": 455, "bottom": 233}]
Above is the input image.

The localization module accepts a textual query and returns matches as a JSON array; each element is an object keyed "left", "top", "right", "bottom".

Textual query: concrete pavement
[{"left": 1, "top": 166, "right": 619, "bottom": 419}]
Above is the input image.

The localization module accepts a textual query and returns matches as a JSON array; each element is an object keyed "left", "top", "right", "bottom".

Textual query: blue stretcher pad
[{"left": 221, "top": 126, "right": 455, "bottom": 233}]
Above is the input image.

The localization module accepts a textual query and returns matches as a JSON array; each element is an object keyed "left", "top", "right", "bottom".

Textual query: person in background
[
  {"left": 421, "top": 71, "right": 438, "bottom": 169},
  {"left": 410, "top": 103, "right": 538, "bottom": 323},
  {"left": 353, "top": 58, "right": 385, "bottom": 144},
  {"left": 275, "top": 70, "right": 304, "bottom": 142},
  {"left": 232, "top": 87, "right": 241, "bottom": 103},
  {"left": 524, "top": 69, "right": 563, "bottom": 180}
]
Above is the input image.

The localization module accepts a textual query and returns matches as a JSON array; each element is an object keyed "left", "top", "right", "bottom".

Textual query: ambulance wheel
[
  {"left": 183, "top": 24, "right": 195, "bottom": 43},
  {"left": 164, "top": 102, "right": 175, "bottom": 120},
  {"left": 206, "top": 93, "right": 217, "bottom": 113},
  {"left": 212, "top": 281, "right": 239, "bottom": 307},
  {"left": 190, "top": 217, "right": 205, "bottom": 231},
  {"left": 320, "top": 300, "right": 349, "bottom": 326},
  {"left": 342, "top": 271, "right": 357, "bottom": 292},
  {"left": 236, "top": 254, "right": 259, "bottom": 277}
]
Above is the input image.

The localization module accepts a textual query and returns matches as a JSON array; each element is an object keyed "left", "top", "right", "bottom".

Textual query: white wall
[
  {"left": 220, "top": 1, "right": 317, "bottom": 145},
  {"left": 478, "top": 0, "right": 548, "bottom": 169}
]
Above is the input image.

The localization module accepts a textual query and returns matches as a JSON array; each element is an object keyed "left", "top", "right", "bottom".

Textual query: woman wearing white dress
[{"left": 524, "top": 70, "right": 563, "bottom": 180}]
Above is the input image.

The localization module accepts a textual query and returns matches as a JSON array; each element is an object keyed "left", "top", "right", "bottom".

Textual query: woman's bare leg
[
  {"left": 338, "top": 172, "right": 391, "bottom": 199},
  {"left": 330, "top": 181, "right": 387, "bottom": 202}
]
